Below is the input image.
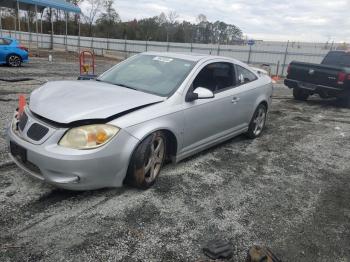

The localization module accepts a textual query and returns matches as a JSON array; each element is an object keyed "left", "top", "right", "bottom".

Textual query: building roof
[{"left": 0, "top": 0, "right": 81, "bottom": 13}]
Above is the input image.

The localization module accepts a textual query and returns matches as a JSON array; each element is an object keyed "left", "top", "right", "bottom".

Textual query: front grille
[
  {"left": 27, "top": 123, "right": 49, "bottom": 141},
  {"left": 18, "top": 112, "right": 28, "bottom": 131}
]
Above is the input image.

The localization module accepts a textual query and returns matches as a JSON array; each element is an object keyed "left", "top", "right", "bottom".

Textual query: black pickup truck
[{"left": 284, "top": 51, "right": 350, "bottom": 107}]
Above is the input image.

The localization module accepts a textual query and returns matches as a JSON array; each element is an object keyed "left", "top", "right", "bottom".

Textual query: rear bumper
[
  {"left": 284, "top": 79, "right": 344, "bottom": 94},
  {"left": 21, "top": 53, "right": 29, "bottom": 63}
]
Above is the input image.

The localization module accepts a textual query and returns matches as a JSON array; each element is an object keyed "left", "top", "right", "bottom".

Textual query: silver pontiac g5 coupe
[{"left": 7, "top": 52, "right": 273, "bottom": 190}]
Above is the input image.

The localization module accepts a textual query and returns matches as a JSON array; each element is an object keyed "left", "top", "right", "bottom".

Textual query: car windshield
[{"left": 97, "top": 54, "right": 196, "bottom": 96}]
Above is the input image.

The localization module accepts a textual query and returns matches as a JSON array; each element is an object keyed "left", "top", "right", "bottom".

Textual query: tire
[
  {"left": 246, "top": 103, "right": 267, "bottom": 139},
  {"left": 125, "top": 131, "right": 166, "bottom": 189},
  {"left": 336, "top": 92, "right": 350, "bottom": 108},
  {"left": 293, "top": 87, "right": 309, "bottom": 101},
  {"left": 7, "top": 55, "right": 22, "bottom": 67}
]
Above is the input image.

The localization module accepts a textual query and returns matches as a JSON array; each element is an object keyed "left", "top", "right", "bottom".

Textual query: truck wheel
[
  {"left": 125, "top": 131, "right": 166, "bottom": 189},
  {"left": 293, "top": 88, "right": 309, "bottom": 101},
  {"left": 337, "top": 92, "right": 350, "bottom": 108}
]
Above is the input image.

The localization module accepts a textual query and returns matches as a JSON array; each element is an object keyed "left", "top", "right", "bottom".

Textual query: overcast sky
[{"left": 108, "top": 0, "right": 349, "bottom": 42}]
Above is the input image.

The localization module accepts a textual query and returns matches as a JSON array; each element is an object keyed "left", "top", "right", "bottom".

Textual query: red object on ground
[
  {"left": 271, "top": 76, "right": 280, "bottom": 83},
  {"left": 18, "top": 94, "right": 26, "bottom": 116},
  {"left": 79, "top": 50, "right": 95, "bottom": 76}
]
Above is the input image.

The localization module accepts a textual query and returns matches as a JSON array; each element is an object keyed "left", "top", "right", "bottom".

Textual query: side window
[
  {"left": 3, "top": 39, "right": 12, "bottom": 45},
  {"left": 192, "top": 62, "right": 236, "bottom": 93},
  {"left": 236, "top": 65, "right": 257, "bottom": 84}
]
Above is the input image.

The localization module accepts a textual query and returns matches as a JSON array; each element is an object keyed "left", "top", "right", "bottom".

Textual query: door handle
[{"left": 231, "top": 97, "right": 240, "bottom": 104}]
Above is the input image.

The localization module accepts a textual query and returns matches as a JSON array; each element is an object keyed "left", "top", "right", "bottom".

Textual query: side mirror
[
  {"left": 186, "top": 87, "right": 214, "bottom": 102},
  {"left": 238, "top": 74, "right": 245, "bottom": 84}
]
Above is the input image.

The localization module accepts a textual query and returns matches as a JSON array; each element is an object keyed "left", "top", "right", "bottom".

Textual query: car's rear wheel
[
  {"left": 246, "top": 103, "right": 267, "bottom": 139},
  {"left": 125, "top": 131, "right": 166, "bottom": 189},
  {"left": 293, "top": 87, "right": 309, "bottom": 101},
  {"left": 7, "top": 55, "right": 22, "bottom": 67}
]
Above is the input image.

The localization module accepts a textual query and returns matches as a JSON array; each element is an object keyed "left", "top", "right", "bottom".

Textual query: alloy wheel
[
  {"left": 144, "top": 134, "right": 165, "bottom": 183},
  {"left": 253, "top": 107, "right": 266, "bottom": 136},
  {"left": 8, "top": 56, "right": 21, "bottom": 67}
]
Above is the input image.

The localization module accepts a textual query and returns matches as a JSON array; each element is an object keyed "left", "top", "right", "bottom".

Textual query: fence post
[
  {"left": 217, "top": 44, "right": 220, "bottom": 55},
  {"left": 276, "top": 60, "right": 280, "bottom": 77},
  {"left": 167, "top": 41, "right": 170, "bottom": 52},
  {"left": 65, "top": 12, "right": 68, "bottom": 51},
  {"left": 247, "top": 44, "right": 252, "bottom": 64},
  {"left": 190, "top": 41, "right": 193, "bottom": 52},
  {"left": 281, "top": 40, "right": 289, "bottom": 77},
  {"left": 78, "top": 18, "right": 81, "bottom": 54},
  {"left": 0, "top": 8, "right": 2, "bottom": 37},
  {"left": 124, "top": 36, "right": 127, "bottom": 59}
]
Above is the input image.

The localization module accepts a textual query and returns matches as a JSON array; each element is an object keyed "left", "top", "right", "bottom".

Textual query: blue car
[{"left": 0, "top": 37, "right": 29, "bottom": 67}]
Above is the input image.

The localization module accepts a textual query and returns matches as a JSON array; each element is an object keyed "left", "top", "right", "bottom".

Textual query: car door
[
  {"left": 231, "top": 64, "right": 261, "bottom": 125},
  {"left": 181, "top": 61, "right": 243, "bottom": 155}
]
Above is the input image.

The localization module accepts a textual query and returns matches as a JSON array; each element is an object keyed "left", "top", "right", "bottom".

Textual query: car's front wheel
[
  {"left": 246, "top": 103, "right": 267, "bottom": 139},
  {"left": 7, "top": 55, "right": 22, "bottom": 67},
  {"left": 125, "top": 131, "right": 166, "bottom": 189}
]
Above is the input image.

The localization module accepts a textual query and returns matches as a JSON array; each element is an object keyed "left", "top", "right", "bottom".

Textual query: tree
[
  {"left": 0, "top": 3, "right": 244, "bottom": 44},
  {"left": 83, "top": 0, "right": 104, "bottom": 36},
  {"left": 196, "top": 14, "right": 207, "bottom": 24},
  {"left": 167, "top": 11, "right": 179, "bottom": 24},
  {"left": 96, "top": 0, "right": 121, "bottom": 38},
  {"left": 67, "top": 0, "right": 84, "bottom": 35}
]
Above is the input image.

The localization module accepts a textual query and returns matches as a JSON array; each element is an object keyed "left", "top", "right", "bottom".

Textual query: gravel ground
[{"left": 0, "top": 53, "right": 349, "bottom": 262}]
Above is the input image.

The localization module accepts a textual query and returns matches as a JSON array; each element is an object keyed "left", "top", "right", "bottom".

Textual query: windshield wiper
[
  {"left": 114, "top": 83, "right": 137, "bottom": 90},
  {"left": 96, "top": 79, "right": 137, "bottom": 90}
]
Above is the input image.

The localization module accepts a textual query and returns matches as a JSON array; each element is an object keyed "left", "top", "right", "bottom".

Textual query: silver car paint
[
  {"left": 7, "top": 52, "right": 273, "bottom": 190},
  {"left": 30, "top": 80, "right": 165, "bottom": 123},
  {"left": 8, "top": 108, "right": 139, "bottom": 190}
]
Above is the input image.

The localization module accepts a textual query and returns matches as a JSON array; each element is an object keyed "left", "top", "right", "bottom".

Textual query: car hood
[{"left": 29, "top": 80, "right": 165, "bottom": 124}]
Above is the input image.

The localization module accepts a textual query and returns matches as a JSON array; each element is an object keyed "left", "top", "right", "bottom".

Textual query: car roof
[{"left": 143, "top": 51, "right": 241, "bottom": 64}]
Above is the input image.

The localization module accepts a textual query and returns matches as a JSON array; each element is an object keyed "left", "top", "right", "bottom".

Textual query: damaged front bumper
[{"left": 6, "top": 110, "right": 139, "bottom": 190}]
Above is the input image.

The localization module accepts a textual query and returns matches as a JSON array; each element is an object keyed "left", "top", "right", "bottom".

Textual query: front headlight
[{"left": 59, "top": 124, "right": 120, "bottom": 149}]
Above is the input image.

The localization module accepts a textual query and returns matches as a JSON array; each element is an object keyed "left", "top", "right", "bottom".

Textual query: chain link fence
[{"left": 1, "top": 29, "right": 345, "bottom": 76}]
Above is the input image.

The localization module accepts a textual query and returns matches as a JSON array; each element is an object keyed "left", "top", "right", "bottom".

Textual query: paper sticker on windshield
[{"left": 153, "top": 56, "right": 173, "bottom": 63}]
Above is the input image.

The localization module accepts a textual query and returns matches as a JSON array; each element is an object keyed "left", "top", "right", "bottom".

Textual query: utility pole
[
  {"left": 281, "top": 40, "right": 290, "bottom": 76},
  {"left": 17, "top": 0, "right": 21, "bottom": 40}
]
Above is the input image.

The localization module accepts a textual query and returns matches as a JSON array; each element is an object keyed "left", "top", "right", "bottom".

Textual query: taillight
[
  {"left": 18, "top": 45, "right": 28, "bottom": 52},
  {"left": 287, "top": 64, "right": 291, "bottom": 75},
  {"left": 337, "top": 72, "right": 346, "bottom": 85}
]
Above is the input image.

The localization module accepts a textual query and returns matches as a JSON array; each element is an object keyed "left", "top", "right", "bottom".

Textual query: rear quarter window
[{"left": 236, "top": 65, "right": 257, "bottom": 84}]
